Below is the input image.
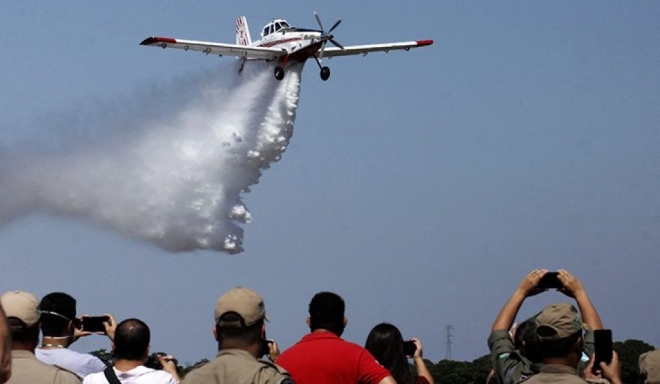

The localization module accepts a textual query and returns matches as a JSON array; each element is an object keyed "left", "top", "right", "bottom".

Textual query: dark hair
[
  {"left": 7, "top": 318, "right": 40, "bottom": 345},
  {"left": 537, "top": 328, "right": 582, "bottom": 359},
  {"left": 39, "top": 292, "right": 76, "bottom": 337},
  {"left": 114, "top": 318, "right": 150, "bottom": 361},
  {"left": 365, "top": 323, "right": 415, "bottom": 384},
  {"left": 215, "top": 314, "right": 264, "bottom": 350},
  {"left": 514, "top": 318, "right": 541, "bottom": 363},
  {"left": 308, "top": 292, "right": 345, "bottom": 335}
]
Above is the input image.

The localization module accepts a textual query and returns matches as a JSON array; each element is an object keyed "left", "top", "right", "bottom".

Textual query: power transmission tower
[{"left": 444, "top": 325, "right": 454, "bottom": 360}]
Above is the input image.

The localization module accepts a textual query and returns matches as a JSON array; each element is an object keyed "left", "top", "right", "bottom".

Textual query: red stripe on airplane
[{"left": 259, "top": 37, "right": 303, "bottom": 48}]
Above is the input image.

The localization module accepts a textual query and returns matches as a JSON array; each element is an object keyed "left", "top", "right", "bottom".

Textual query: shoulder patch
[{"left": 498, "top": 352, "right": 511, "bottom": 360}]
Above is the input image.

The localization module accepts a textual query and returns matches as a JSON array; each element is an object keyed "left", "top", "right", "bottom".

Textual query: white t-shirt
[
  {"left": 83, "top": 366, "right": 178, "bottom": 384},
  {"left": 36, "top": 347, "right": 107, "bottom": 378}
]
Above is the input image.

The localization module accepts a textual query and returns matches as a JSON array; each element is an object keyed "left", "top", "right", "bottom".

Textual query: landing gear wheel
[
  {"left": 274, "top": 66, "right": 285, "bottom": 81},
  {"left": 320, "top": 66, "right": 330, "bottom": 81}
]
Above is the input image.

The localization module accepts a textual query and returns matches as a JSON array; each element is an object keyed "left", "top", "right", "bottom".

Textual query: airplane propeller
[{"left": 313, "top": 11, "right": 345, "bottom": 59}]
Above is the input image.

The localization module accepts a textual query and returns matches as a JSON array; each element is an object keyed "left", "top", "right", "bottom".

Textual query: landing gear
[
  {"left": 320, "top": 66, "right": 330, "bottom": 81},
  {"left": 274, "top": 66, "right": 285, "bottom": 81}
]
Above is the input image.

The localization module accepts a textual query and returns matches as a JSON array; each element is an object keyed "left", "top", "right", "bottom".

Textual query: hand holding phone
[
  {"left": 538, "top": 272, "right": 562, "bottom": 289},
  {"left": 81, "top": 316, "right": 110, "bottom": 334},
  {"left": 592, "top": 329, "right": 613, "bottom": 374},
  {"left": 403, "top": 340, "right": 417, "bottom": 356}
]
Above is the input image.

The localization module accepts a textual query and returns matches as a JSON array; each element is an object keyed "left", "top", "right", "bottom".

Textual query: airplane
[{"left": 140, "top": 12, "right": 433, "bottom": 81}]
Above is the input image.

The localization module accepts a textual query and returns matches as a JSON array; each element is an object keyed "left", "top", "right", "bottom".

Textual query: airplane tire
[
  {"left": 274, "top": 66, "right": 285, "bottom": 81},
  {"left": 320, "top": 66, "right": 330, "bottom": 81}
]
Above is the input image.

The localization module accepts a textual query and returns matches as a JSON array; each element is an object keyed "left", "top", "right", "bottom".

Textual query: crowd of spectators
[{"left": 0, "top": 269, "right": 658, "bottom": 383}]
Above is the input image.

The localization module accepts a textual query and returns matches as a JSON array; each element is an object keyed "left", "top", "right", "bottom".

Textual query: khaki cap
[
  {"left": 535, "top": 302, "right": 582, "bottom": 342},
  {"left": 1, "top": 291, "right": 40, "bottom": 327},
  {"left": 214, "top": 287, "right": 267, "bottom": 327},
  {"left": 639, "top": 349, "right": 660, "bottom": 384}
]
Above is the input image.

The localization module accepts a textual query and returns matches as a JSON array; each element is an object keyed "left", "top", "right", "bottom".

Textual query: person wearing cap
[
  {"left": 522, "top": 302, "right": 623, "bottom": 384},
  {"left": 639, "top": 349, "right": 660, "bottom": 384},
  {"left": 488, "top": 269, "right": 603, "bottom": 384},
  {"left": 275, "top": 291, "right": 396, "bottom": 384},
  {"left": 0, "top": 304, "right": 11, "bottom": 384},
  {"left": 83, "top": 318, "right": 180, "bottom": 384},
  {"left": 1, "top": 290, "right": 82, "bottom": 384},
  {"left": 36, "top": 292, "right": 114, "bottom": 378},
  {"left": 181, "top": 286, "right": 294, "bottom": 384}
]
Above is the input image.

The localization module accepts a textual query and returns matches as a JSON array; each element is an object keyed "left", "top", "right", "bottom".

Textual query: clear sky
[{"left": 1, "top": 1, "right": 659, "bottom": 365}]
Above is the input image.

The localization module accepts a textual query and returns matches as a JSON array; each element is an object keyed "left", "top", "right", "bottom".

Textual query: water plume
[{"left": 0, "top": 61, "right": 303, "bottom": 253}]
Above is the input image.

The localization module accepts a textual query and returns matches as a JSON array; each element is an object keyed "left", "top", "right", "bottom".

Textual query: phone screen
[
  {"left": 81, "top": 316, "right": 109, "bottom": 333},
  {"left": 592, "top": 329, "right": 613, "bottom": 373}
]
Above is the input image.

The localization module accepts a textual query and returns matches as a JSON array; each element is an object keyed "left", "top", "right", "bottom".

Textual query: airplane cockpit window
[{"left": 262, "top": 20, "right": 290, "bottom": 37}]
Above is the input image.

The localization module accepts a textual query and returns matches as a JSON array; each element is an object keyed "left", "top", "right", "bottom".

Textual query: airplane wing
[
  {"left": 139, "top": 36, "right": 287, "bottom": 60},
  {"left": 320, "top": 40, "right": 433, "bottom": 58}
]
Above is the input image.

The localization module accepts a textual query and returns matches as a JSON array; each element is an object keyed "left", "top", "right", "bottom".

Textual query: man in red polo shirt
[{"left": 276, "top": 292, "right": 395, "bottom": 384}]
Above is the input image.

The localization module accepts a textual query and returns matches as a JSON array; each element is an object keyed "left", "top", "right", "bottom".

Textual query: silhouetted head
[
  {"left": 365, "top": 323, "right": 414, "bottom": 384},
  {"left": 308, "top": 292, "right": 345, "bottom": 336},
  {"left": 113, "top": 318, "right": 150, "bottom": 361},
  {"left": 39, "top": 292, "right": 77, "bottom": 337}
]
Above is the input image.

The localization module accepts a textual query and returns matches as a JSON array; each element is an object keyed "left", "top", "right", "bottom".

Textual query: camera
[{"left": 144, "top": 353, "right": 178, "bottom": 371}]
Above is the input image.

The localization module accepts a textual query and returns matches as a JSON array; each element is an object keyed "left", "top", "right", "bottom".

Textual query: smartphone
[
  {"left": 403, "top": 340, "right": 417, "bottom": 356},
  {"left": 81, "top": 316, "right": 109, "bottom": 333},
  {"left": 260, "top": 339, "right": 274, "bottom": 357},
  {"left": 538, "top": 272, "right": 562, "bottom": 289},
  {"left": 592, "top": 329, "right": 613, "bottom": 373}
]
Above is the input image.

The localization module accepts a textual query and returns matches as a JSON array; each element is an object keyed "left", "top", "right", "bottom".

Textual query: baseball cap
[
  {"left": 639, "top": 349, "right": 660, "bottom": 384},
  {"left": 1, "top": 291, "right": 41, "bottom": 327},
  {"left": 535, "top": 302, "right": 582, "bottom": 342},
  {"left": 214, "top": 287, "right": 267, "bottom": 327}
]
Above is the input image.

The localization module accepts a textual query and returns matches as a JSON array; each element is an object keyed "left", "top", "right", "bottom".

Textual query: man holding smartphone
[
  {"left": 522, "top": 303, "right": 622, "bottom": 384},
  {"left": 488, "top": 269, "right": 602, "bottom": 384},
  {"left": 36, "top": 292, "right": 116, "bottom": 378}
]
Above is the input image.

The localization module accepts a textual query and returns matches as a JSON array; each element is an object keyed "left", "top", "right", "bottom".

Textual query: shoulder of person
[
  {"left": 53, "top": 365, "right": 83, "bottom": 383},
  {"left": 256, "top": 359, "right": 295, "bottom": 384}
]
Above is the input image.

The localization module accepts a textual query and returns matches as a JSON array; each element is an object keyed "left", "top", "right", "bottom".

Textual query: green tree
[
  {"left": 614, "top": 339, "right": 655, "bottom": 384},
  {"left": 89, "top": 348, "right": 113, "bottom": 367}
]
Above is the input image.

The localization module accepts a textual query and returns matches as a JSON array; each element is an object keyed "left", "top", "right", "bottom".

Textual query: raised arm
[
  {"left": 492, "top": 269, "right": 547, "bottom": 331},
  {"left": 412, "top": 338, "right": 434, "bottom": 384},
  {"left": 557, "top": 270, "right": 603, "bottom": 330}
]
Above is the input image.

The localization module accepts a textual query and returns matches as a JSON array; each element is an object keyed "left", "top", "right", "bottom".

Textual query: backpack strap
[{"left": 103, "top": 366, "right": 122, "bottom": 384}]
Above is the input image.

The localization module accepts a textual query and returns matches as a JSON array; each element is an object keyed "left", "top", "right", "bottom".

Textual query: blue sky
[{"left": 1, "top": 1, "right": 659, "bottom": 364}]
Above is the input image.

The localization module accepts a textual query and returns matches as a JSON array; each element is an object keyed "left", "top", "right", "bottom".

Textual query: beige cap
[
  {"left": 1, "top": 291, "right": 40, "bottom": 327},
  {"left": 535, "top": 302, "right": 582, "bottom": 342},
  {"left": 639, "top": 349, "right": 660, "bottom": 384},
  {"left": 214, "top": 287, "right": 267, "bottom": 327}
]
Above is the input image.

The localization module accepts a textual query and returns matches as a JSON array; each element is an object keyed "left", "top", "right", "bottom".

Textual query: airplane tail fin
[{"left": 235, "top": 16, "right": 252, "bottom": 46}]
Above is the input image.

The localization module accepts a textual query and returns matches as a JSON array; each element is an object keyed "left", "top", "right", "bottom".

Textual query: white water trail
[{"left": 0, "top": 61, "right": 303, "bottom": 253}]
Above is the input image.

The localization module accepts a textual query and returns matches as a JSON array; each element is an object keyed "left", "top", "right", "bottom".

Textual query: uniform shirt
[
  {"left": 182, "top": 349, "right": 293, "bottom": 384},
  {"left": 488, "top": 328, "right": 596, "bottom": 384},
  {"left": 276, "top": 332, "right": 391, "bottom": 384},
  {"left": 7, "top": 350, "right": 81, "bottom": 384},
  {"left": 520, "top": 364, "right": 588, "bottom": 384},
  {"left": 488, "top": 329, "right": 542, "bottom": 384},
  {"left": 37, "top": 347, "right": 107, "bottom": 378},
  {"left": 83, "top": 365, "right": 178, "bottom": 384}
]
